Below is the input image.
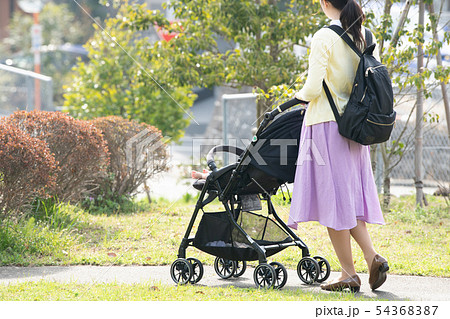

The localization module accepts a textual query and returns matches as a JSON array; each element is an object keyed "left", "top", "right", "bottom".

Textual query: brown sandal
[
  {"left": 320, "top": 275, "right": 361, "bottom": 292},
  {"left": 369, "top": 254, "right": 389, "bottom": 290}
]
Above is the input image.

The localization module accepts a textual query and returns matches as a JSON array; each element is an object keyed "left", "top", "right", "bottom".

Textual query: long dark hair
[{"left": 327, "top": 0, "right": 366, "bottom": 50}]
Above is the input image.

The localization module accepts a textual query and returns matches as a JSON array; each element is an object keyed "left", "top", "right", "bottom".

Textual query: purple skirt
[{"left": 288, "top": 121, "right": 384, "bottom": 231}]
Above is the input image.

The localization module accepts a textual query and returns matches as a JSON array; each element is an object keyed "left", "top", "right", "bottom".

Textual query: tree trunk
[
  {"left": 415, "top": 0, "right": 425, "bottom": 207},
  {"left": 381, "top": 144, "right": 391, "bottom": 211},
  {"left": 427, "top": 2, "right": 450, "bottom": 141},
  {"left": 383, "top": 173, "right": 391, "bottom": 212},
  {"left": 370, "top": 144, "right": 377, "bottom": 174},
  {"left": 391, "top": 1, "right": 412, "bottom": 49},
  {"left": 144, "top": 180, "right": 152, "bottom": 204}
]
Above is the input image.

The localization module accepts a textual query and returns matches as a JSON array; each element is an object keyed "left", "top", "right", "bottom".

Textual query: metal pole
[
  {"left": 32, "top": 12, "right": 41, "bottom": 111},
  {"left": 26, "top": 76, "right": 33, "bottom": 110},
  {"left": 47, "top": 78, "right": 53, "bottom": 111},
  {"left": 222, "top": 96, "right": 228, "bottom": 165}
]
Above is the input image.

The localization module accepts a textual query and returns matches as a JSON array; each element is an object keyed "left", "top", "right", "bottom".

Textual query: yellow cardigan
[{"left": 295, "top": 21, "right": 380, "bottom": 126}]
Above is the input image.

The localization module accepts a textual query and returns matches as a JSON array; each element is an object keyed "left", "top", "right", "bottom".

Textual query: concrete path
[{"left": 1, "top": 265, "right": 449, "bottom": 301}]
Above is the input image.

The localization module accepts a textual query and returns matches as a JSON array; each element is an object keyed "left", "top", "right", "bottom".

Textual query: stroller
[{"left": 170, "top": 99, "right": 331, "bottom": 289}]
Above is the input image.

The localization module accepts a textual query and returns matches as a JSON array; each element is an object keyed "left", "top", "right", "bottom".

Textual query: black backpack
[{"left": 323, "top": 25, "right": 396, "bottom": 145}]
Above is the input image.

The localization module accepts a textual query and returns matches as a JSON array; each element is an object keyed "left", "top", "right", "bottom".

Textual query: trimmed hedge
[
  {"left": 1, "top": 111, "right": 109, "bottom": 206},
  {"left": 1, "top": 112, "right": 168, "bottom": 214},
  {"left": 0, "top": 122, "right": 57, "bottom": 214},
  {"left": 90, "top": 116, "right": 168, "bottom": 202}
]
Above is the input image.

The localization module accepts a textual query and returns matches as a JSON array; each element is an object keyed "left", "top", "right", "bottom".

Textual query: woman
[{"left": 288, "top": 0, "right": 389, "bottom": 292}]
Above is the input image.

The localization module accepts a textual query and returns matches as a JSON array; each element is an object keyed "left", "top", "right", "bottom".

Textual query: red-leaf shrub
[
  {"left": 0, "top": 122, "right": 57, "bottom": 215},
  {"left": 1, "top": 111, "right": 109, "bottom": 202},
  {"left": 90, "top": 116, "right": 169, "bottom": 201}
]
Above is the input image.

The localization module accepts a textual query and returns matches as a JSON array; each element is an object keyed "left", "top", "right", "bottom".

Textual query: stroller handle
[
  {"left": 265, "top": 98, "right": 308, "bottom": 121},
  {"left": 206, "top": 145, "right": 245, "bottom": 171}
]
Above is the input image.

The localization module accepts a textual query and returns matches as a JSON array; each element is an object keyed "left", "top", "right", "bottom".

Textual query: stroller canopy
[{"left": 247, "top": 108, "right": 304, "bottom": 184}]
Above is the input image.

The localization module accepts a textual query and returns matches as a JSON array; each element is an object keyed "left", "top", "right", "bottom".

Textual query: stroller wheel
[
  {"left": 214, "top": 257, "right": 236, "bottom": 279},
  {"left": 170, "top": 258, "right": 193, "bottom": 285},
  {"left": 313, "top": 255, "right": 331, "bottom": 283},
  {"left": 297, "top": 257, "right": 320, "bottom": 285},
  {"left": 253, "top": 263, "right": 276, "bottom": 289},
  {"left": 233, "top": 261, "right": 247, "bottom": 277},
  {"left": 269, "top": 262, "right": 288, "bottom": 289},
  {"left": 187, "top": 257, "right": 204, "bottom": 284}
]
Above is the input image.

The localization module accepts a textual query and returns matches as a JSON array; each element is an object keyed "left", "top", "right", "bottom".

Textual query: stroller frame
[
  {"left": 177, "top": 165, "right": 310, "bottom": 264},
  {"left": 170, "top": 100, "right": 331, "bottom": 289}
]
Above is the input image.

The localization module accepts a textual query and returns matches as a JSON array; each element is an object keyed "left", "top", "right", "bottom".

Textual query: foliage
[
  {"left": 1, "top": 111, "right": 109, "bottom": 203},
  {"left": 364, "top": 0, "right": 450, "bottom": 209},
  {"left": 53, "top": 0, "right": 116, "bottom": 35},
  {"left": 63, "top": 4, "right": 196, "bottom": 142},
  {"left": 117, "top": 0, "right": 324, "bottom": 123},
  {"left": 0, "top": 122, "right": 57, "bottom": 215},
  {"left": 81, "top": 194, "right": 152, "bottom": 216},
  {"left": 388, "top": 194, "right": 449, "bottom": 224},
  {"left": 30, "top": 197, "right": 88, "bottom": 232},
  {"left": 89, "top": 116, "right": 168, "bottom": 208},
  {"left": 0, "top": 203, "right": 81, "bottom": 266},
  {"left": 369, "top": 1, "right": 450, "bottom": 92}
]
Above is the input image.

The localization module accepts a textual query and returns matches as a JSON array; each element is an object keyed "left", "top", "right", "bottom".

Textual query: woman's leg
[
  {"left": 327, "top": 228, "right": 357, "bottom": 280},
  {"left": 349, "top": 220, "right": 377, "bottom": 269},
  {"left": 350, "top": 220, "right": 389, "bottom": 290}
]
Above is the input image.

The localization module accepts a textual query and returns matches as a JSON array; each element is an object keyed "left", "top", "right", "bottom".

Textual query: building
[{"left": 0, "top": 0, "right": 17, "bottom": 39}]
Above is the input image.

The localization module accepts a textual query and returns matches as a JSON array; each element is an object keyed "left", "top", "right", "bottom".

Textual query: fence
[
  {"left": 0, "top": 63, "right": 53, "bottom": 117},
  {"left": 387, "top": 118, "right": 450, "bottom": 187},
  {"left": 222, "top": 93, "right": 257, "bottom": 165}
]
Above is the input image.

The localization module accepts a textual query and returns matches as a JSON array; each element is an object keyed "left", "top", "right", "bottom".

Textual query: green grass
[
  {"left": 1, "top": 194, "right": 448, "bottom": 276},
  {"left": 0, "top": 193, "right": 448, "bottom": 300},
  {"left": 0, "top": 280, "right": 376, "bottom": 301},
  {"left": 0, "top": 216, "right": 78, "bottom": 266}
]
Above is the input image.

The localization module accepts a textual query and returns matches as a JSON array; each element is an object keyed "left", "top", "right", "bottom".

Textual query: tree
[
  {"left": 366, "top": 0, "right": 450, "bottom": 209},
  {"left": 121, "top": 0, "right": 325, "bottom": 125},
  {"left": 63, "top": 3, "right": 196, "bottom": 142}
]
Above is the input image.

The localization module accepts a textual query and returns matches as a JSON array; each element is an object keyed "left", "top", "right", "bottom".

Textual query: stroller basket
[{"left": 193, "top": 211, "right": 292, "bottom": 261}]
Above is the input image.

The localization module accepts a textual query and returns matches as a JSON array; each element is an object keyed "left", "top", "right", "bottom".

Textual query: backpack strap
[
  {"left": 327, "top": 25, "right": 362, "bottom": 57},
  {"left": 323, "top": 25, "right": 374, "bottom": 122},
  {"left": 327, "top": 25, "right": 374, "bottom": 56},
  {"left": 365, "top": 28, "right": 373, "bottom": 48},
  {"left": 323, "top": 81, "right": 341, "bottom": 122}
]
